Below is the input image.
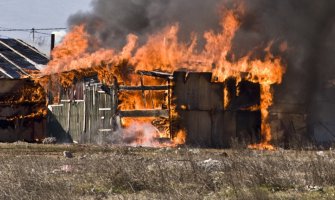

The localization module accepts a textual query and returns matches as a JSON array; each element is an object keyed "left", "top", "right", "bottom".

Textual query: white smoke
[{"left": 51, "top": 30, "right": 67, "bottom": 45}]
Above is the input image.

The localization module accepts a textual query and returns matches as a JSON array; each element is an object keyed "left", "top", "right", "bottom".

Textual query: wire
[
  {"left": 34, "top": 31, "right": 52, "bottom": 35},
  {"left": 0, "top": 27, "right": 67, "bottom": 42},
  {"left": 0, "top": 27, "right": 67, "bottom": 32},
  {"left": 32, "top": 28, "right": 67, "bottom": 31}
]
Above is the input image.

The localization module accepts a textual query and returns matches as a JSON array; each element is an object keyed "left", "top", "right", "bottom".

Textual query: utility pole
[{"left": 31, "top": 28, "right": 35, "bottom": 42}]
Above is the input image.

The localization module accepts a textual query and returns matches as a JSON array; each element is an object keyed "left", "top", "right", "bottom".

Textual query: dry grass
[{"left": 0, "top": 143, "right": 334, "bottom": 199}]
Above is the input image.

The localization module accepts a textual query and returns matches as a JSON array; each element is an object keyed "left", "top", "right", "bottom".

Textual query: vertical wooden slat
[{"left": 83, "top": 82, "right": 86, "bottom": 135}]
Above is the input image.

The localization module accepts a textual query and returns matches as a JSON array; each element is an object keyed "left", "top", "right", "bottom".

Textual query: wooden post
[
  {"left": 119, "top": 110, "right": 169, "bottom": 118},
  {"left": 168, "top": 79, "right": 172, "bottom": 139},
  {"left": 119, "top": 85, "right": 169, "bottom": 91},
  {"left": 50, "top": 34, "right": 55, "bottom": 57},
  {"left": 83, "top": 82, "right": 86, "bottom": 133},
  {"left": 66, "top": 102, "right": 71, "bottom": 133},
  {"left": 111, "top": 77, "right": 119, "bottom": 131},
  {"left": 140, "top": 74, "right": 147, "bottom": 107}
]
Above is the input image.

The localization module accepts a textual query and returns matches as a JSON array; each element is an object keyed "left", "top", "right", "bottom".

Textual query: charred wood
[
  {"left": 119, "top": 110, "right": 169, "bottom": 118},
  {"left": 119, "top": 85, "right": 169, "bottom": 91}
]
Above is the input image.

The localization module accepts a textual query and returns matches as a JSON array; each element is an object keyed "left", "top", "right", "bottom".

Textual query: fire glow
[{"left": 39, "top": 4, "right": 285, "bottom": 149}]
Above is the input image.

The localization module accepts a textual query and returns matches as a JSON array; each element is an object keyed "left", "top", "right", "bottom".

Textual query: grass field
[{"left": 0, "top": 143, "right": 334, "bottom": 200}]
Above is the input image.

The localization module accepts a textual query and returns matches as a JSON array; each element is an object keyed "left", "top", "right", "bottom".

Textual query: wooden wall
[
  {"left": 48, "top": 72, "right": 261, "bottom": 147},
  {"left": 48, "top": 82, "right": 116, "bottom": 144},
  {"left": 172, "top": 72, "right": 261, "bottom": 148}
]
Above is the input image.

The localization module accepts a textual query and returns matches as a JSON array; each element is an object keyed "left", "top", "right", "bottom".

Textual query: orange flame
[
  {"left": 0, "top": 80, "right": 47, "bottom": 121},
  {"left": 224, "top": 87, "right": 229, "bottom": 109},
  {"left": 173, "top": 130, "right": 186, "bottom": 145}
]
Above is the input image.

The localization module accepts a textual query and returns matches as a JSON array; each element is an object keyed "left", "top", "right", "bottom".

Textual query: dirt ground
[{"left": 0, "top": 143, "right": 334, "bottom": 200}]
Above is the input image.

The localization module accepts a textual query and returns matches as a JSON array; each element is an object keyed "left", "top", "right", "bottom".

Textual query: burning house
[
  {"left": 0, "top": 38, "right": 48, "bottom": 142},
  {"left": 5, "top": 0, "right": 333, "bottom": 149}
]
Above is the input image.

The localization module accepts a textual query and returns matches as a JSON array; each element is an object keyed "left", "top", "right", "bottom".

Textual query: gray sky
[{"left": 0, "top": 0, "right": 92, "bottom": 55}]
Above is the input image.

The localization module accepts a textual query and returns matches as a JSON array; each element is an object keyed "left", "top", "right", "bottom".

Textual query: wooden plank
[
  {"left": 212, "top": 111, "right": 236, "bottom": 148},
  {"left": 68, "top": 102, "right": 85, "bottom": 142},
  {"left": 98, "top": 92, "right": 113, "bottom": 132},
  {"left": 86, "top": 87, "right": 93, "bottom": 143},
  {"left": 82, "top": 82, "right": 86, "bottom": 134},
  {"left": 99, "top": 108, "right": 111, "bottom": 111},
  {"left": 179, "top": 110, "right": 212, "bottom": 147},
  {"left": 60, "top": 100, "right": 85, "bottom": 103},
  {"left": 111, "top": 81, "right": 118, "bottom": 131},
  {"left": 236, "top": 111, "right": 261, "bottom": 144},
  {"left": 119, "top": 85, "right": 169, "bottom": 91},
  {"left": 119, "top": 110, "right": 169, "bottom": 118},
  {"left": 173, "top": 72, "right": 244, "bottom": 147},
  {"left": 99, "top": 129, "right": 112, "bottom": 132},
  {"left": 66, "top": 102, "right": 71, "bottom": 132},
  {"left": 48, "top": 104, "right": 69, "bottom": 142},
  {"left": 172, "top": 71, "right": 188, "bottom": 110},
  {"left": 210, "top": 83, "right": 224, "bottom": 110},
  {"left": 137, "top": 70, "right": 173, "bottom": 79},
  {"left": 173, "top": 72, "right": 218, "bottom": 111}
]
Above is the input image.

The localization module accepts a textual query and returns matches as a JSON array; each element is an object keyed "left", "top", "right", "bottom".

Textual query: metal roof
[{"left": 0, "top": 38, "right": 49, "bottom": 79}]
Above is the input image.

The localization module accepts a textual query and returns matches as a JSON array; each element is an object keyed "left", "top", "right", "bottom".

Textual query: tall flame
[{"left": 38, "top": 4, "right": 285, "bottom": 148}]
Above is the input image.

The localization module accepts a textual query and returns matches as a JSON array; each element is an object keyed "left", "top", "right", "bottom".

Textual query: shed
[{"left": 48, "top": 69, "right": 262, "bottom": 147}]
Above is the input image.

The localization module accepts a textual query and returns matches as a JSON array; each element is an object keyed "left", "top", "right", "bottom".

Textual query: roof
[{"left": 0, "top": 38, "right": 49, "bottom": 79}]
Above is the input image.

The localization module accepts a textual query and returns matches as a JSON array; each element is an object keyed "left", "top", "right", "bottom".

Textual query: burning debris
[
  {"left": 0, "top": 79, "right": 47, "bottom": 142},
  {"left": 33, "top": 1, "right": 287, "bottom": 149}
]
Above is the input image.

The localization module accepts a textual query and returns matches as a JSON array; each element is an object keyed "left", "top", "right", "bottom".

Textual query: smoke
[
  {"left": 68, "top": 0, "right": 335, "bottom": 133},
  {"left": 51, "top": 30, "right": 67, "bottom": 45},
  {"left": 99, "top": 121, "right": 161, "bottom": 147},
  {"left": 121, "top": 122, "right": 159, "bottom": 147},
  {"left": 232, "top": 0, "right": 335, "bottom": 133},
  {"left": 232, "top": 0, "right": 335, "bottom": 107},
  {"left": 68, "top": 0, "right": 222, "bottom": 49}
]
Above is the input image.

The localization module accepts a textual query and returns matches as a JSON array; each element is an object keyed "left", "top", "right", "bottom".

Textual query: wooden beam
[
  {"left": 60, "top": 100, "right": 85, "bottom": 103},
  {"left": 98, "top": 129, "right": 112, "bottom": 132},
  {"left": 140, "top": 74, "right": 146, "bottom": 106},
  {"left": 137, "top": 70, "right": 173, "bottom": 79},
  {"left": 119, "top": 110, "right": 169, "bottom": 118},
  {"left": 119, "top": 85, "right": 169, "bottom": 91},
  {"left": 99, "top": 108, "right": 112, "bottom": 111}
]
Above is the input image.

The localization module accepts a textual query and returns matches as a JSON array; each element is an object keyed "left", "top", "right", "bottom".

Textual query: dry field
[{"left": 0, "top": 143, "right": 334, "bottom": 200}]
